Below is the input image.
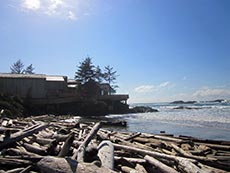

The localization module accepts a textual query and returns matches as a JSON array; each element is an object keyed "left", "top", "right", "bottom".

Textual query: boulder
[
  {"left": 170, "top": 100, "right": 196, "bottom": 104},
  {"left": 129, "top": 106, "right": 158, "bottom": 113}
]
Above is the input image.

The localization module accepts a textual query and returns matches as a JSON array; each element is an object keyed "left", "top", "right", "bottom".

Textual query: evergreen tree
[
  {"left": 24, "top": 64, "right": 35, "bottom": 74},
  {"left": 10, "top": 59, "right": 24, "bottom": 74},
  {"left": 103, "top": 65, "right": 118, "bottom": 94},
  {"left": 75, "top": 57, "right": 96, "bottom": 84},
  {"left": 95, "top": 66, "right": 103, "bottom": 83}
]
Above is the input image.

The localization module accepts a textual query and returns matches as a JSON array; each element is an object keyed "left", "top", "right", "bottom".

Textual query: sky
[{"left": 0, "top": 0, "right": 229, "bottom": 103}]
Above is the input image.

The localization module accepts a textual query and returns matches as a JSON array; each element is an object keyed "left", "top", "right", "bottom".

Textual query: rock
[
  {"left": 210, "top": 99, "right": 225, "bottom": 103},
  {"left": 170, "top": 100, "right": 196, "bottom": 104},
  {"left": 173, "top": 106, "right": 201, "bottom": 110},
  {"left": 129, "top": 106, "right": 158, "bottom": 113}
]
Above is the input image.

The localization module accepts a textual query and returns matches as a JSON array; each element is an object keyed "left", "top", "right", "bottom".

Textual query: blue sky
[{"left": 0, "top": 0, "right": 229, "bottom": 103}]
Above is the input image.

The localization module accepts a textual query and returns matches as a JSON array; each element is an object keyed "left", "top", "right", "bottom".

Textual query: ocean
[{"left": 106, "top": 101, "right": 230, "bottom": 141}]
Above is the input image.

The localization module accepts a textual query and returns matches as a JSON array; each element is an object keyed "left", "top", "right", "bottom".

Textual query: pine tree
[
  {"left": 95, "top": 66, "right": 103, "bottom": 83},
  {"left": 75, "top": 57, "right": 96, "bottom": 84},
  {"left": 10, "top": 59, "right": 24, "bottom": 74},
  {"left": 103, "top": 65, "right": 118, "bottom": 94},
  {"left": 24, "top": 64, "right": 35, "bottom": 74}
]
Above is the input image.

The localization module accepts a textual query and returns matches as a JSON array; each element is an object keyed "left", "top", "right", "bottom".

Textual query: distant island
[
  {"left": 170, "top": 100, "right": 197, "bottom": 104},
  {"left": 170, "top": 99, "right": 227, "bottom": 104}
]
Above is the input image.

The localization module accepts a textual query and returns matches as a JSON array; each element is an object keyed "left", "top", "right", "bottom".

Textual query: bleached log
[
  {"left": 121, "top": 166, "right": 138, "bottom": 173},
  {"left": 34, "top": 136, "right": 54, "bottom": 145},
  {"left": 135, "top": 164, "right": 148, "bottom": 173},
  {"left": 196, "top": 142, "right": 230, "bottom": 151},
  {"left": 5, "top": 168, "right": 25, "bottom": 173},
  {"left": 53, "top": 134, "right": 69, "bottom": 142},
  {"left": 113, "top": 143, "right": 206, "bottom": 173},
  {"left": 2, "top": 156, "right": 43, "bottom": 163},
  {"left": 124, "top": 132, "right": 141, "bottom": 141},
  {"left": 97, "top": 140, "right": 114, "bottom": 169},
  {"left": 22, "top": 143, "right": 47, "bottom": 156},
  {"left": 37, "top": 156, "right": 117, "bottom": 173},
  {"left": 177, "top": 158, "right": 206, "bottom": 173},
  {"left": 144, "top": 155, "right": 178, "bottom": 173},
  {"left": 114, "top": 156, "right": 146, "bottom": 164},
  {"left": 113, "top": 142, "right": 193, "bottom": 161},
  {"left": 58, "top": 132, "right": 74, "bottom": 157},
  {"left": 198, "top": 162, "right": 230, "bottom": 173},
  {"left": 0, "top": 127, "right": 19, "bottom": 134},
  {"left": 0, "top": 122, "right": 48, "bottom": 150},
  {"left": 0, "top": 157, "right": 31, "bottom": 167},
  {"left": 72, "top": 122, "right": 102, "bottom": 162},
  {"left": 6, "top": 148, "right": 40, "bottom": 157},
  {"left": 171, "top": 143, "right": 217, "bottom": 162},
  {"left": 152, "top": 135, "right": 183, "bottom": 143},
  {"left": 18, "top": 165, "right": 32, "bottom": 173}
]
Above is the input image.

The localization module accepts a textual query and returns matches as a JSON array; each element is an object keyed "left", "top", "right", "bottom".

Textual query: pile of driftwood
[{"left": 0, "top": 115, "right": 230, "bottom": 173}]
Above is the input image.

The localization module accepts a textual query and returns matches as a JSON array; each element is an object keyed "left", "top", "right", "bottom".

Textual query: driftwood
[
  {"left": 37, "top": 156, "right": 117, "bottom": 173},
  {"left": 58, "top": 132, "right": 74, "bottom": 157},
  {"left": 121, "top": 166, "right": 138, "bottom": 173},
  {"left": 114, "top": 156, "right": 146, "bottom": 164},
  {"left": 144, "top": 155, "right": 178, "bottom": 173},
  {"left": 113, "top": 143, "right": 196, "bottom": 163},
  {"left": 1, "top": 116, "right": 230, "bottom": 173},
  {"left": 97, "top": 140, "right": 114, "bottom": 169},
  {"left": 0, "top": 122, "right": 48, "bottom": 150},
  {"left": 135, "top": 163, "right": 148, "bottom": 173},
  {"left": 72, "top": 122, "right": 102, "bottom": 162},
  {"left": 171, "top": 143, "right": 217, "bottom": 162},
  {"left": 0, "top": 157, "right": 31, "bottom": 167},
  {"left": 22, "top": 143, "right": 46, "bottom": 156},
  {"left": 124, "top": 132, "right": 141, "bottom": 141}
]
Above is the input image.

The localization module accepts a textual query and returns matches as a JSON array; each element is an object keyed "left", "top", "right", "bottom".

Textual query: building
[{"left": 0, "top": 73, "right": 129, "bottom": 114}]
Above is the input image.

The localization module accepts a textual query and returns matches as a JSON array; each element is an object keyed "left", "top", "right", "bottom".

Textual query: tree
[
  {"left": 95, "top": 66, "right": 103, "bottom": 83},
  {"left": 10, "top": 59, "right": 24, "bottom": 74},
  {"left": 103, "top": 65, "right": 118, "bottom": 94},
  {"left": 75, "top": 57, "right": 96, "bottom": 84},
  {"left": 24, "top": 64, "right": 35, "bottom": 74}
]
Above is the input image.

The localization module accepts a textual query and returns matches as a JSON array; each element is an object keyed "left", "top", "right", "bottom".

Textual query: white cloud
[
  {"left": 68, "top": 11, "right": 77, "bottom": 20},
  {"left": 46, "top": 0, "right": 64, "bottom": 15},
  {"left": 192, "top": 88, "right": 230, "bottom": 100},
  {"left": 134, "top": 85, "right": 155, "bottom": 93},
  {"left": 159, "top": 81, "right": 171, "bottom": 88},
  {"left": 22, "top": 0, "right": 41, "bottom": 10},
  {"left": 18, "top": 0, "right": 91, "bottom": 20},
  {"left": 134, "top": 81, "right": 172, "bottom": 93}
]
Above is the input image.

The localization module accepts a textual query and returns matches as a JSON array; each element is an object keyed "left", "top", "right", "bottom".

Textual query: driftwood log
[
  {"left": 0, "top": 122, "right": 48, "bottom": 150},
  {"left": 1, "top": 116, "right": 230, "bottom": 173}
]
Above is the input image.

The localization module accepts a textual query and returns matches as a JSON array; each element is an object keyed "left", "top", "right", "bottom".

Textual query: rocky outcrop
[
  {"left": 170, "top": 100, "right": 196, "bottom": 104},
  {"left": 173, "top": 106, "right": 201, "bottom": 110},
  {"left": 129, "top": 106, "right": 158, "bottom": 113}
]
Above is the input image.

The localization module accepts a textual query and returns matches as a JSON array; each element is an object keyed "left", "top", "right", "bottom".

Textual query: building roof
[
  {"left": 0, "top": 73, "right": 66, "bottom": 81},
  {"left": 0, "top": 73, "right": 46, "bottom": 79}
]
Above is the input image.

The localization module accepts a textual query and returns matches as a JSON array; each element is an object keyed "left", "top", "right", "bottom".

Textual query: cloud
[
  {"left": 134, "top": 81, "right": 171, "bottom": 93},
  {"left": 68, "top": 10, "right": 77, "bottom": 20},
  {"left": 18, "top": 0, "right": 90, "bottom": 20},
  {"left": 22, "top": 0, "right": 41, "bottom": 10},
  {"left": 192, "top": 88, "right": 230, "bottom": 100},
  {"left": 159, "top": 81, "right": 171, "bottom": 88},
  {"left": 134, "top": 85, "right": 155, "bottom": 93}
]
